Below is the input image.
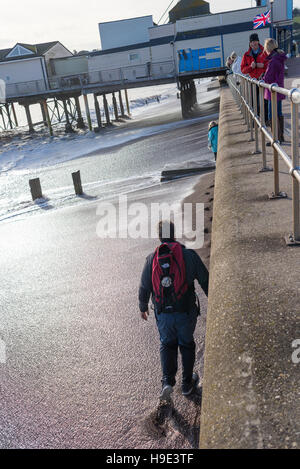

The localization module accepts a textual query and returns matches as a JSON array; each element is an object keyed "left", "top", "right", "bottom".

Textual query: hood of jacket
[{"left": 266, "top": 49, "right": 287, "bottom": 64}]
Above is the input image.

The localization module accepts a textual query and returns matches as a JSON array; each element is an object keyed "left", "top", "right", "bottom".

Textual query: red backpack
[{"left": 152, "top": 242, "right": 188, "bottom": 314}]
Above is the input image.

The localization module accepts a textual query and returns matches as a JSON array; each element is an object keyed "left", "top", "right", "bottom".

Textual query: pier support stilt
[
  {"left": 112, "top": 92, "right": 119, "bottom": 121},
  {"left": 62, "top": 99, "right": 73, "bottom": 133},
  {"left": 42, "top": 99, "right": 53, "bottom": 136},
  {"left": 24, "top": 103, "right": 34, "bottom": 133},
  {"left": 83, "top": 94, "right": 92, "bottom": 131},
  {"left": 94, "top": 94, "right": 102, "bottom": 130},
  {"left": 40, "top": 102, "right": 48, "bottom": 126},
  {"left": 119, "top": 90, "right": 125, "bottom": 117},
  {"left": 74, "top": 96, "right": 85, "bottom": 129},
  {"left": 124, "top": 89, "right": 131, "bottom": 116},
  {"left": 11, "top": 103, "right": 18, "bottom": 127},
  {"left": 5, "top": 104, "right": 14, "bottom": 129},
  {"left": 103, "top": 94, "right": 111, "bottom": 126}
]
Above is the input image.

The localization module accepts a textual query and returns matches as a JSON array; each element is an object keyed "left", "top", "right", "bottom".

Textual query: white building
[{"left": 0, "top": 42, "right": 73, "bottom": 98}]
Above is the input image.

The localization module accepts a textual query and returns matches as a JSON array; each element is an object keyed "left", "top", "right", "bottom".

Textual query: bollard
[
  {"left": 72, "top": 170, "right": 83, "bottom": 196},
  {"left": 29, "top": 178, "right": 43, "bottom": 201}
]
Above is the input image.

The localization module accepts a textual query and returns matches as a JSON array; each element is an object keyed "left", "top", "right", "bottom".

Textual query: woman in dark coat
[{"left": 263, "top": 38, "right": 287, "bottom": 143}]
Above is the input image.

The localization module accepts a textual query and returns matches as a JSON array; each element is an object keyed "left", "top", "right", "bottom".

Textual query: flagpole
[{"left": 270, "top": 0, "right": 274, "bottom": 39}]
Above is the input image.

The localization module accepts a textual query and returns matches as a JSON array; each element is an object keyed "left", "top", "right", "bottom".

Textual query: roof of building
[
  {"left": 169, "top": 0, "right": 210, "bottom": 22},
  {"left": 0, "top": 41, "right": 69, "bottom": 62}
]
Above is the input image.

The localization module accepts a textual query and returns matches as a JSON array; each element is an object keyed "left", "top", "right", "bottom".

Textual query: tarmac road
[{"left": 0, "top": 107, "right": 214, "bottom": 449}]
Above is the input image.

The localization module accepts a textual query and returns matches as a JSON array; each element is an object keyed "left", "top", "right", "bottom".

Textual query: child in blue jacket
[{"left": 208, "top": 121, "right": 218, "bottom": 161}]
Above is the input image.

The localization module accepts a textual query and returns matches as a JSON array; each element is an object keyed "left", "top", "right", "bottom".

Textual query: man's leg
[
  {"left": 155, "top": 313, "right": 178, "bottom": 386},
  {"left": 176, "top": 312, "right": 198, "bottom": 387}
]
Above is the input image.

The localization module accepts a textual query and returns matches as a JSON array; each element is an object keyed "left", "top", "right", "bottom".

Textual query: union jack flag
[{"left": 253, "top": 10, "right": 271, "bottom": 29}]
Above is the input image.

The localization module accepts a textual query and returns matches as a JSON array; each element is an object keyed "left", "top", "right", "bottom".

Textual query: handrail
[{"left": 227, "top": 73, "right": 300, "bottom": 245}]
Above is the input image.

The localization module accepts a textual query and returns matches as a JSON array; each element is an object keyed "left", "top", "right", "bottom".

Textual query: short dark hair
[{"left": 158, "top": 220, "right": 175, "bottom": 243}]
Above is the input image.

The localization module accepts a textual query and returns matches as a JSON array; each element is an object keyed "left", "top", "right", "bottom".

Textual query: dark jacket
[
  {"left": 264, "top": 50, "right": 287, "bottom": 101},
  {"left": 138, "top": 243, "right": 209, "bottom": 314},
  {"left": 241, "top": 44, "right": 267, "bottom": 79}
]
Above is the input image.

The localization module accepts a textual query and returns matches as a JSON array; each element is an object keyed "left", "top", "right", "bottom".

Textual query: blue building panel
[
  {"left": 178, "top": 47, "right": 222, "bottom": 72},
  {"left": 287, "top": 0, "right": 293, "bottom": 20}
]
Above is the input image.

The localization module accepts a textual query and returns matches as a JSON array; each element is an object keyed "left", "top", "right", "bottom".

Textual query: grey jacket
[{"left": 138, "top": 244, "right": 209, "bottom": 314}]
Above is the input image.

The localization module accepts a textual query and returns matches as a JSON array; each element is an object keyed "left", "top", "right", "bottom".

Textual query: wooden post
[
  {"left": 62, "top": 99, "right": 73, "bottom": 133},
  {"left": 72, "top": 170, "right": 83, "bottom": 195},
  {"left": 11, "top": 103, "right": 18, "bottom": 127},
  {"left": 118, "top": 90, "right": 125, "bottom": 117},
  {"left": 29, "top": 178, "right": 43, "bottom": 200},
  {"left": 40, "top": 102, "right": 47, "bottom": 126},
  {"left": 0, "top": 107, "right": 6, "bottom": 129},
  {"left": 55, "top": 98, "right": 61, "bottom": 122},
  {"left": 124, "top": 89, "right": 131, "bottom": 116},
  {"left": 24, "top": 104, "right": 34, "bottom": 132},
  {"left": 94, "top": 94, "right": 102, "bottom": 129},
  {"left": 5, "top": 104, "right": 14, "bottom": 129},
  {"left": 112, "top": 92, "right": 119, "bottom": 121},
  {"left": 74, "top": 96, "right": 85, "bottom": 129},
  {"left": 103, "top": 94, "right": 111, "bottom": 126},
  {"left": 42, "top": 99, "right": 53, "bottom": 137},
  {"left": 83, "top": 94, "right": 92, "bottom": 131}
]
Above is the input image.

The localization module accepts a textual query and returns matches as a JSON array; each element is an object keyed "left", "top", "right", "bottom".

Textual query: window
[
  {"left": 129, "top": 53, "right": 139, "bottom": 61},
  {"left": 6, "top": 45, "right": 35, "bottom": 58}
]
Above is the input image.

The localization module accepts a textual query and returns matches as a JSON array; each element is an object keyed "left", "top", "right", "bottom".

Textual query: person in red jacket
[
  {"left": 241, "top": 33, "right": 268, "bottom": 78},
  {"left": 241, "top": 33, "right": 268, "bottom": 117}
]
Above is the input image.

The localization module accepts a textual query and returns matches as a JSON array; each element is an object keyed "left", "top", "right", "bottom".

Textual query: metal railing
[
  {"left": 49, "top": 61, "right": 176, "bottom": 91},
  {"left": 228, "top": 73, "right": 300, "bottom": 246},
  {"left": 6, "top": 79, "right": 47, "bottom": 98},
  {"left": 5, "top": 61, "right": 176, "bottom": 97}
]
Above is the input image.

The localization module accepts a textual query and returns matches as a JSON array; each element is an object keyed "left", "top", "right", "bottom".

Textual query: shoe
[
  {"left": 182, "top": 372, "right": 199, "bottom": 396},
  {"left": 160, "top": 384, "right": 173, "bottom": 401}
]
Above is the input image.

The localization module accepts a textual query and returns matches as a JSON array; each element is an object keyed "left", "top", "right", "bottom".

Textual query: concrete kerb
[{"left": 199, "top": 87, "right": 300, "bottom": 449}]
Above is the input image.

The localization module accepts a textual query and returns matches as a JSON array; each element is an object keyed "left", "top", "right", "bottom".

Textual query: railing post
[
  {"left": 258, "top": 81, "right": 273, "bottom": 173},
  {"left": 242, "top": 78, "right": 247, "bottom": 124},
  {"left": 271, "top": 87, "right": 279, "bottom": 196},
  {"left": 252, "top": 81, "right": 260, "bottom": 154},
  {"left": 289, "top": 102, "right": 300, "bottom": 243},
  {"left": 248, "top": 80, "right": 254, "bottom": 142},
  {"left": 244, "top": 79, "right": 249, "bottom": 129},
  {"left": 269, "top": 86, "right": 287, "bottom": 199}
]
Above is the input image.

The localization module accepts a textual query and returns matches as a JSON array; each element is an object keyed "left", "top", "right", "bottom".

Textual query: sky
[{"left": 1, "top": 0, "right": 300, "bottom": 52}]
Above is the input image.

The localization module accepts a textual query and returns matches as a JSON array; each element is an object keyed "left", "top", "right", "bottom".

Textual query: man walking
[{"left": 138, "top": 221, "right": 209, "bottom": 400}]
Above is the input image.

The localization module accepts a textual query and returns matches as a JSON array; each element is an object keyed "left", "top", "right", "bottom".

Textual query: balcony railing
[{"left": 4, "top": 61, "right": 176, "bottom": 98}]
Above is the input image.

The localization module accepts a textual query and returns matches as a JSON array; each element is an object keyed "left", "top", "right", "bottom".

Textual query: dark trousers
[
  {"left": 155, "top": 310, "right": 198, "bottom": 386},
  {"left": 268, "top": 99, "right": 283, "bottom": 120},
  {"left": 251, "top": 83, "right": 268, "bottom": 120}
]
